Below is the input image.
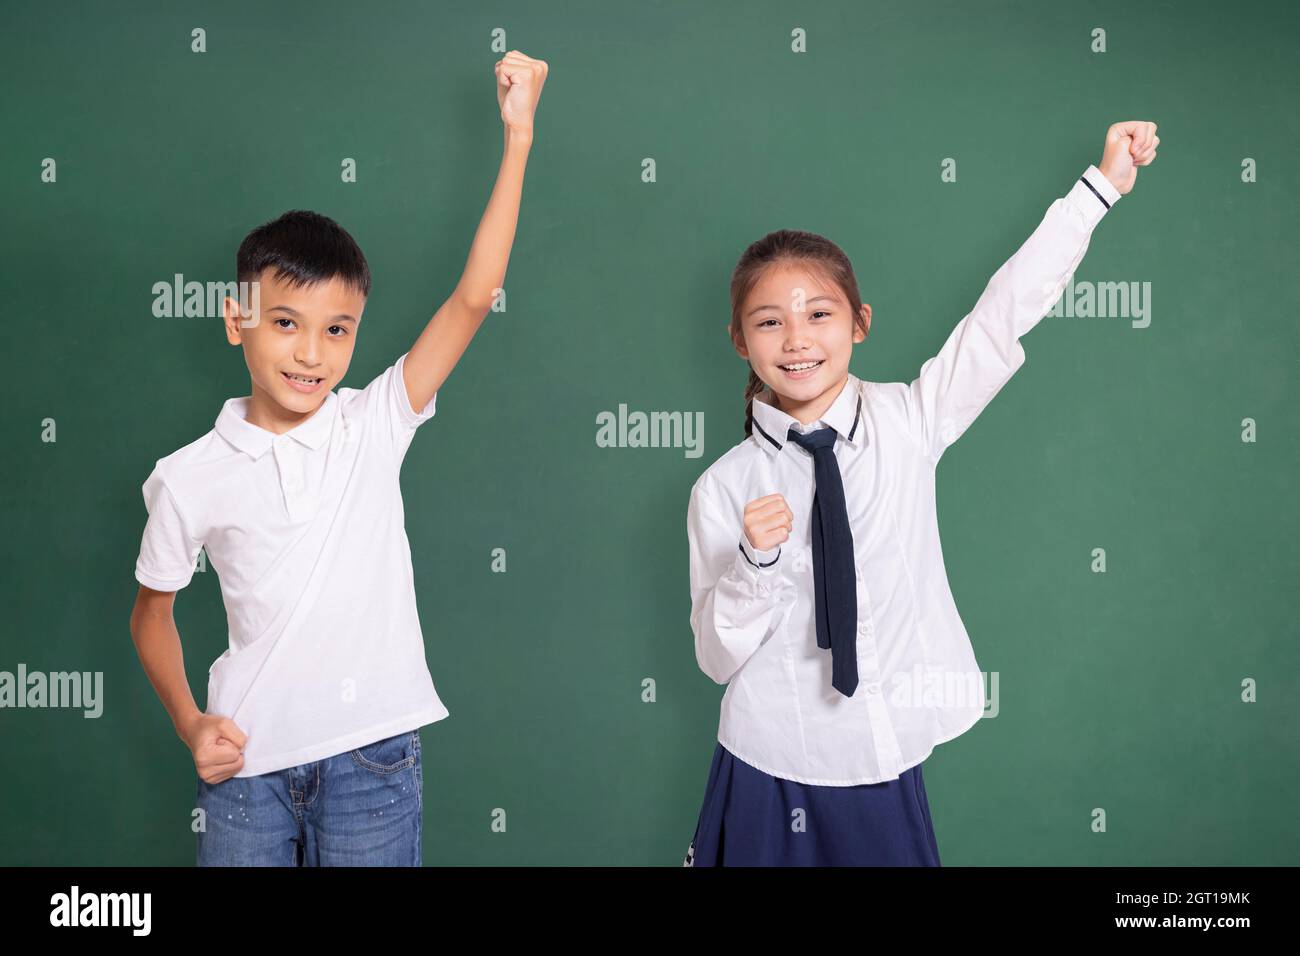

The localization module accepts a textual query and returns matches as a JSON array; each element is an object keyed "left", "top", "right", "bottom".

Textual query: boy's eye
[{"left": 274, "top": 318, "right": 347, "bottom": 337}]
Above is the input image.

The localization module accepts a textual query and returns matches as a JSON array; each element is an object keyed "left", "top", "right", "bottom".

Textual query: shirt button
[{"left": 865, "top": 682, "right": 881, "bottom": 695}]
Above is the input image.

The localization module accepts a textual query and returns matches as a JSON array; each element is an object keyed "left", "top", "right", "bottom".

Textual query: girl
[{"left": 683, "top": 122, "right": 1158, "bottom": 866}]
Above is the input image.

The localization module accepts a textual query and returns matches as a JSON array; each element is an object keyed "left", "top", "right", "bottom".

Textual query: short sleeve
[
  {"left": 134, "top": 466, "right": 204, "bottom": 591},
  {"left": 347, "top": 351, "right": 438, "bottom": 464}
]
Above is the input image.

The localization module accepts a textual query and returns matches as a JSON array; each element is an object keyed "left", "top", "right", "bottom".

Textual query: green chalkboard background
[{"left": 1, "top": 0, "right": 1296, "bottom": 865}]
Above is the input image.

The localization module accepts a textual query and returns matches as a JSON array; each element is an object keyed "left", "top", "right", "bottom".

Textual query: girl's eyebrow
[{"left": 746, "top": 295, "right": 837, "bottom": 318}]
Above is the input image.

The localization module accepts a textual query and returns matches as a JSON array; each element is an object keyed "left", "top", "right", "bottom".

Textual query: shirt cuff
[
  {"left": 134, "top": 565, "right": 193, "bottom": 592},
  {"left": 738, "top": 538, "right": 781, "bottom": 572},
  {"left": 1070, "top": 164, "right": 1122, "bottom": 227}
]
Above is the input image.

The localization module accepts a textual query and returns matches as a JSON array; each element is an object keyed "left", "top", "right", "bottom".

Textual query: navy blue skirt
[{"left": 684, "top": 742, "right": 941, "bottom": 866}]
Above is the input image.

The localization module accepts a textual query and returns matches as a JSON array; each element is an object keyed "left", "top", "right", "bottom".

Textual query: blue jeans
[{"left": 196, "top": 729, "right": 422, "bottom": 866}]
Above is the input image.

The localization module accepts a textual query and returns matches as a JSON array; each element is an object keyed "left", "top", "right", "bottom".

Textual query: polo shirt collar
[
  {"left": 215, "top": 390, "right": 338, "bottom": 460},
  {"left": 751, "top": 373, "right": 864, "bottom": 455}
]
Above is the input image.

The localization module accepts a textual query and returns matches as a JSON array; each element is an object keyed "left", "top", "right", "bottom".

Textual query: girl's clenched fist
[{"left": 743, "top": 493, "right": 794, "bottom": 553}]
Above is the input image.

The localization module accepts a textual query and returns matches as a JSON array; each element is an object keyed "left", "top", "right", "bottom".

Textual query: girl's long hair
[{"left": 728, "top": 230, "right": 868, "bottom": 437}]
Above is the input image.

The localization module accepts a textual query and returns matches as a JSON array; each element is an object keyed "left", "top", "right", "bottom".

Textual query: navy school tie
[{"left": 785, "top": 426, "right": 859, "bottom": 697}]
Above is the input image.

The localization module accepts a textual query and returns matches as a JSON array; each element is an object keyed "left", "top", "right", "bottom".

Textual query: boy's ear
[
  {"left": 221, "top": 296, "right": 251, "bottom": 345},
  {"left": 221, "top": 296, "right": 239, "bottom": 345}
]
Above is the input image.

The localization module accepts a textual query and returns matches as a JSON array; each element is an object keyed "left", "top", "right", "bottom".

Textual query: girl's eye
[
  {"left": 274, "top": 318, "right": 294, "bottom": 330},
  {"left": 757, "top": 311, "right": 828, "bottom": 328}
]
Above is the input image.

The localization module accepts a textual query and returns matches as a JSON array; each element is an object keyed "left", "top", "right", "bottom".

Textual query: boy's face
[
  {"left": 733, "top": 263, "right": 869, "bottom": 415},
  {"left": 223, "top": 269, "right": 366, "bottom": 419}
]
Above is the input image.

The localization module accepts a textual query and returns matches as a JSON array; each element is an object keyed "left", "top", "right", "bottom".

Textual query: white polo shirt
[
  {"left": 135, "top": 351, "right": 450, "bottom": 777},
  {"left": 688, "top": 166, "right": 1121, "bottom": 785}
]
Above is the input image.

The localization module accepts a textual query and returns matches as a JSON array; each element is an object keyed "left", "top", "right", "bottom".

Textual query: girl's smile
[{"left": 777, "top": 358, "right": 825, "bottom": 380}]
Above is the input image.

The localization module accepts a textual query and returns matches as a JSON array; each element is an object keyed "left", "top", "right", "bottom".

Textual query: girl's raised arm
[
  {"left": 896, "top": 122, "right": 1156, "bottom": 464},
  {"left": 899, "top": 165, "right": 1118, "bottom": 463}
]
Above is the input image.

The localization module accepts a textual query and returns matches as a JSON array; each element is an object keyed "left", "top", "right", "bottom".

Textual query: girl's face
[{"left": 733, "top": 263, "right": 869, "bottom": 421}]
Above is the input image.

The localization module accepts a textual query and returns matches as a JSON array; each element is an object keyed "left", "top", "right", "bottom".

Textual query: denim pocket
[{"left": 348, "top": 730, "right": 418, "bottom": 774}]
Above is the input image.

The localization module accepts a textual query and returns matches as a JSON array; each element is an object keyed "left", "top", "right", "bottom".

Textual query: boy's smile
[
  {"left": 223, "top": 269, "right": 366, "bottom": 435},
  {"left": 733, "top": 263, "right": 870, "bottom": 424},
  {"left": 280, "top": 370, "right": 327, "bottom": 393}
]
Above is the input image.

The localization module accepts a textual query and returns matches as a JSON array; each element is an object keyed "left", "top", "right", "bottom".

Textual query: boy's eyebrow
[
  {"left": 746, "top": 295, "right": 837, "bottom": 318},
  {"left": 266, "top": 305, "right": 358, "bottom": 323}
]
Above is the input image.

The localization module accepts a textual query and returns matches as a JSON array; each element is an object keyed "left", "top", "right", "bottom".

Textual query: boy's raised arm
[{"left": 401, "top": 50, "right": 549, "bottom": 415}]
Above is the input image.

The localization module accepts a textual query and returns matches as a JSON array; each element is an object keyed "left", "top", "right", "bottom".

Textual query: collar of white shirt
[
  {"left": 214, "top": 391, "right": 338, "bottom": 460},
  {"left": 749, "top": 374, "right": 866, "bottom": 454}
]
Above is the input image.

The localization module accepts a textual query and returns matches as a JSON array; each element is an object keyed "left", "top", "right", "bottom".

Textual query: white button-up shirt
[
  {"left": 687, "top": 166, "right": 1120, "bottom": 785},
  {"left": 134, "top": 351, "right": 450, "bottom": 776}
]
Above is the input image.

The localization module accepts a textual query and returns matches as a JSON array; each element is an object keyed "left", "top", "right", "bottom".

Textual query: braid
[{"left": 742, "top": 367, "right": 766, "bottom": 438}]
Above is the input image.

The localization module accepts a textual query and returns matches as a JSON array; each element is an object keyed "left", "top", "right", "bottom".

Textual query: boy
[{"left": 128, "top": 50, "right": 548, "bottom": 866}]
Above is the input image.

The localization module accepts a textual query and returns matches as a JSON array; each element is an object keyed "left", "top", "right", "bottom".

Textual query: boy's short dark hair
[{"left": 237, "top": 210, "right": 371, "bottom": 298}]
